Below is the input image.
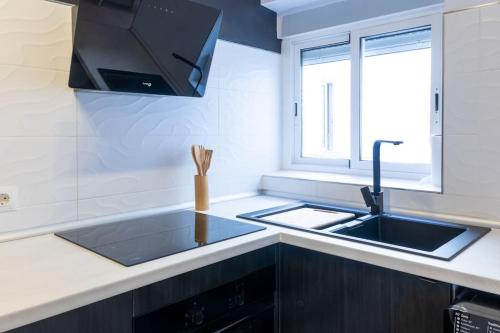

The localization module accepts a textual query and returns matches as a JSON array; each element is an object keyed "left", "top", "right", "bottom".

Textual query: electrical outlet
[{"left": 0, "top": 187, "right": 18, "bottom": 213}]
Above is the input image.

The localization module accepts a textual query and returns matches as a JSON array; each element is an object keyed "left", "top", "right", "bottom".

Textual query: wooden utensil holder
[{"left": 194, "top": 175, "right": 209, "bottom": 211}]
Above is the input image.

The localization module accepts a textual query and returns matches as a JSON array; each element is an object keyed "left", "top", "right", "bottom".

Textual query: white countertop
[{"left": 1, "top": 195, "right": 500, "bottom": 332}]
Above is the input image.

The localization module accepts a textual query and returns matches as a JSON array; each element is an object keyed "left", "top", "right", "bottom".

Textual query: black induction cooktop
[{"left": 55, "top": 211, "right": 265, "bottom": 267}]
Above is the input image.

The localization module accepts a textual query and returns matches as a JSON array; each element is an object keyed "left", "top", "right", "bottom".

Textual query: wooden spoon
[
  {"left": 199, "top": 145, "right": 206, "bottom": 175},
  {"left": 191, "top": 145, "right": 202, "bottom": 176}
]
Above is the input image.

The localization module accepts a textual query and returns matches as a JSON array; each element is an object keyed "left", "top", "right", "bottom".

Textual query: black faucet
[{"left": 360, "top": 140, "right": 403, "bottom": 215}]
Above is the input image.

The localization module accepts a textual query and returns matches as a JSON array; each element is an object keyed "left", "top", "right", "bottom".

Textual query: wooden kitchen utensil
[
  {"left": 191, "top": 145, "right": 202, "bottom": 176},
  {"left": 194, "top": 175, "right": 209, "bottom": 211},
  {"left": 203, "top": 150, "right": 213, "bottom": 176},
  {"left": 192, "top": 145, "right": 213, "bottom": 211}
]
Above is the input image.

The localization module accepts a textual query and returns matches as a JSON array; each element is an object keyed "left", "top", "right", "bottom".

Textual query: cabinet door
[
  {"left": 280, "top": 246, "right": 451, "bottom": 333},
  {"left": 343, "top": 260, "right": 392, "bottom": 333},
  {"left": 8, "top": 292, "right": 133, "bottom": 333},
  {"left": 133, "top": 245, "right": 276, "bottom": 317},
  {"left": 389, "top": 271, "right": 450, "bottom": 333},
  {"left": 279, "top": 244, "right": 344, "bottom": 333},
  {"left": 343, "top": 259, "right": 451, "bottom": 333}
]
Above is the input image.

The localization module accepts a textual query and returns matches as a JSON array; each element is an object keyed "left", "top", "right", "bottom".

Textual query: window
[
  {"left": 360, "top": 26, "right": 432, "bottom": 165},
  {"left": 301, "top": 42, "right": 351, "bottom": 160},
  {"left": 291, "top": 14, "right": 443, "bottom": 183}
]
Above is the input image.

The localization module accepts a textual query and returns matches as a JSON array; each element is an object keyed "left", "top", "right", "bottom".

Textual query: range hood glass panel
[{"left": 69, "top": 0, "right": 222, "bottom": 97}]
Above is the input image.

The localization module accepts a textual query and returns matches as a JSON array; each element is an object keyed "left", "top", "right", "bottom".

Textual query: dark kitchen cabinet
[
  {"left": 344, "top": 260, "right": 451, "bottom": 333},
  {"left": 279, "top": 244, "right": 345, "bottom": 333},
  {"left": 133, "top": 245, "right": 277, "bottom": 317},
  {"left": 343, "top": 259, "right": 392, "bottom": 333},
  {"left": 389, "top": 271, "right": 451, "bottom": 333},
  {"left": 8, "top": 292, "right": 133, "bottom": 333},
  {"left": 279, "top": 244, "right": 451, "bottom": 333},
  {"left": 134, "top": 266, "right": 276, "bottom": 333}
]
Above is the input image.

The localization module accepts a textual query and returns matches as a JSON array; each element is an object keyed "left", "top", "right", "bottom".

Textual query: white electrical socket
[{"left": 0, "top": 187, "right": 18, "bottom": 213}]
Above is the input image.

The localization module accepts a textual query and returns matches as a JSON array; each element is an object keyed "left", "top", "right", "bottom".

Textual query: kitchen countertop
[{"left": 1, "top": 195, "right": 500, "bottom": 332}]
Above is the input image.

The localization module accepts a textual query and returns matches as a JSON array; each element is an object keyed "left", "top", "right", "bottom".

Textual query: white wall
[
  {"left": 280, "top": 0, "right": 443, "bottom": 37},
  {"left": 445, "top": 0, "right": 494, "bottom": 12},
  {"left": 0, "top": 0, "right": 281, "bottom": 234},
  {"left": 264, "top": 2, "right": 500, "bottom": 224}
]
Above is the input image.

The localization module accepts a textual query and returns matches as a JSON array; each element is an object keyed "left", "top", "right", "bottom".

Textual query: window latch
[{"left": 434, "top": 90, "right": 439, "bottom": 112}]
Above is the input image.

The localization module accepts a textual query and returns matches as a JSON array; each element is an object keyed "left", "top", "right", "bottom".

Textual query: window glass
[
  {"left": 301, "top": 43, "right": 351, "bottom": 159},
  {"left": 360, "top": 26, "right": 432, "bottom": 164}
]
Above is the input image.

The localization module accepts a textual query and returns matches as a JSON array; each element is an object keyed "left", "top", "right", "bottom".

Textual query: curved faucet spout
[
  {"left": 373, "top": 140, "right": 403, "bottom": 195},
  {"left": 361, "top": 140, "right": 404, "bottom": 215}
]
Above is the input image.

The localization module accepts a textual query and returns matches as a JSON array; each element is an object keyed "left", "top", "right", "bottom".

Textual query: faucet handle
[{"left": 360, "top": 186, "right": 376, "bottom": 208}]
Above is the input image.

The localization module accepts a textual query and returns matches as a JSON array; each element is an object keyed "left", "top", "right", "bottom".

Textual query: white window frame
[
  {"left": 285, "top": 11, "right": 443, "bottom": 181},
  {"left": 293, "top": 33, "right": 351, "bottom": 169}
]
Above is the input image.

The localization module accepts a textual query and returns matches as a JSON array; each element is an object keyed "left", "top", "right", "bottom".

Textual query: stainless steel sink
[{"left": 238, "top": 202, "right": 490, "bottom": 261}]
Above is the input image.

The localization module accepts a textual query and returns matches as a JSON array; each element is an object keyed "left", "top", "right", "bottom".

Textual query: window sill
[{"left": 262, "top": 170, "right": 441, "bottom": 194}]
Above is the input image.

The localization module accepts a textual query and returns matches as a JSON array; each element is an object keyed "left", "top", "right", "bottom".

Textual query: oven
[{"left": 134, "top": 266, "right": 276, "bottom": 332}]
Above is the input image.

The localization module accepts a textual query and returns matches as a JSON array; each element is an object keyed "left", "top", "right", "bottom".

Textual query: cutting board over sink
[{"left": 263, "top": 208, "right": 355, "bottom": 229}]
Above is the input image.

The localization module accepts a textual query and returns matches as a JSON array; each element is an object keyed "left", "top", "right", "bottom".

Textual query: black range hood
[{"left": 69, "top": 0, "right": 222, "bottom": 97}]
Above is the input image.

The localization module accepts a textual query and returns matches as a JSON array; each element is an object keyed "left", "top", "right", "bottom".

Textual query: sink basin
[
  {"left": 328, "top": 213, "right": 490, "bottom": 260},
  {"left": 238, "top": 201, "right": 490, "bottom": 261},
  {"left": 333, "top": 215, "right": 466, "bottom": 252}
]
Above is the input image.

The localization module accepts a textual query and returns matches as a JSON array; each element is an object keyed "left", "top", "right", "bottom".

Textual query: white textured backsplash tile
[
  {"left": 209, "top": 175, "right": 262, "bottom": 197},
  {"left": 315, "top": 181, "right": 367, "bottom": 205},
  {"left": 0, "top": 137, "right": 77, "bottom": 207},
  {"left": 389, "top": 189, "right": 500, "bottom": 221},
  {"left": 0, "top": 201, "right": 77, "bottom": 234},
  {"left": 212, "top": 135, "right": 280, "bottom": 178},
  {"left": 475, "top": 134, "right": 500, "bottom": 199},
  {"left": 0, "top": 0, "right": 72, "bottom": 71},
  {"left": 219, "top": 90, "right": 280, "bottom": 137},
  {"left": 0, "top": 65, "right": 75, "bottom": 137},
  {"left": 444, "top": 9, "right": 481, "bottom": 74},
  {"left": 474, "top": 69, "right": 500, "bottom": 136},
  {"left": 216, "top": 41, "right": 281, "bottom": 94},
  {"left": 78, "top": 133, "right": 279, "bottom": 203},
  {"left": 77, "top": 135, "right": 216, "bottom": 199},
  {"left": 77, "top": 88, "right": 219, "bottom": 137},
  {"left": 479, "top": 4, "right": 500, "bottom": 71},
  {"left": 443, "top": 71, "right": 481, "bottom": 135},
  {"left": 261, "top": 177, "right": 319, "bottom": 197},
  {"left": 77, "top": 186, "right": 194, "bottom": 220},
  {"left": 442, "top": 135, "right": 481, "bottom": 196}
]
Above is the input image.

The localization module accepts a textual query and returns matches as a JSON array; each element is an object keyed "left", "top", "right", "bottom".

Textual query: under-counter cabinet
[
  {"left": 7, "top": 293, "right": 133, "bottom": 333},
  {"left": 8, "top": 244, "right": 452, "bottom": 333},
  {"left": 344, "top": 259, "right": 450, "bottom": 333},
  {"left": 279, "top": 244, "right": 345, "bottom": 333},
  {"left": 132, "top": 245, "right": 277, "bottom": 332},
  {"left": 279, "top": 244, "right": 451, "bottom": 333}
]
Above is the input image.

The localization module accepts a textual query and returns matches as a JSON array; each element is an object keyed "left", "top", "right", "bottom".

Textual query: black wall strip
[
  {"left": 193, "top": 0, "right": 281, "bottom": 53},
  {"left": 56, "top": 0, "right": 281, "bottom": 53}
]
